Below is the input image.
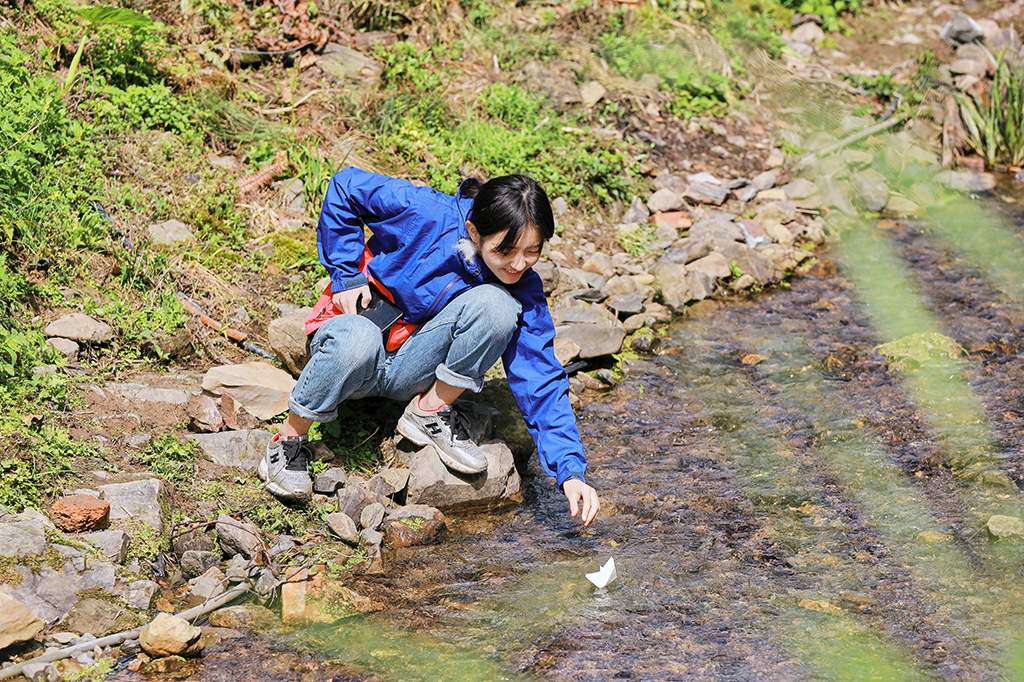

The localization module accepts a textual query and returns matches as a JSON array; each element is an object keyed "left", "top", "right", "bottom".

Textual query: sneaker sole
[{"left": 396, "top": 415, "right": 488, "bottom": 475}]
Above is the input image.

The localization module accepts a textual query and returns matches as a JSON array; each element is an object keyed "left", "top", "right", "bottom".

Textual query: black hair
[{"left": 459, "top": 174, "right": 555, "bottom": 254}]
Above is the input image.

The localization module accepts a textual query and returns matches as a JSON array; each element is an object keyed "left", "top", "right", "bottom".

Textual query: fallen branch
[
  {"left": 797, "top": 112, "right": 909, "bottom": 169},
  {"left": 176, "top": 292, "right": 277, "bottom": 361},
  {"left": 260, "top": 88, "right": 321, "bottom": 115},
  {"left": 0, "top": 583, "right": 251, "bottom": 680}
]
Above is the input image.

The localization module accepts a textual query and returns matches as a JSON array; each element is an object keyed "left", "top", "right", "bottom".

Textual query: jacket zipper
[{"left": 422, "top": 276, "right": 459, "bottom": 319}]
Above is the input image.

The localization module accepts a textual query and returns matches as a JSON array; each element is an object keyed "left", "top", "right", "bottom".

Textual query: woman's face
[{"left": 468, "top": 222, "right": 543, "bottom": 285}]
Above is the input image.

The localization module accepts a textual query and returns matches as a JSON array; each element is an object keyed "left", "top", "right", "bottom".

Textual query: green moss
[
  {"left": 398, "top": 516, "right": 425, "bottom": 530},
  {"left": 0, "top": 556, "right": 25, "bottom": 586},
  {"left": 875, "top": 332, "right": 965, "bottom": 371},
  {"left": 123, "top": 521, "right": 167, "bottom": 563}
]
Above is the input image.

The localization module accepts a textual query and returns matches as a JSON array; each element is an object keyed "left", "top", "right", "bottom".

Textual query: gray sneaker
[
  {"left": 258, "top": 434, "right": 313, "bottom": 503},
  {"left": 396, "top": 399, "right": 488, "bottom": 474}
]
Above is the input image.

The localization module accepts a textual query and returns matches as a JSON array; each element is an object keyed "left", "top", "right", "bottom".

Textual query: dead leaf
[{"left": 740, "top": 353, "right": 768, "bottom": 366}]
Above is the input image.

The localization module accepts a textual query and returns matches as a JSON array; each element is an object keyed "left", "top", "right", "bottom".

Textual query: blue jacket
[{"left": 317, "top": 166, "right": 587, "bottom": 488}]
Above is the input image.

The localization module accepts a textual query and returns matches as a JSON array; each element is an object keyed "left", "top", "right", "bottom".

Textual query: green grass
[
  {"left": 957, "top": 57, "right": 1024, "bottom": 167},
  {"left": 135, "top": 434, "right": 200, "bottom": 483},
  {"left": 600, "top": 10, "right": 733, "bottom": 118},
  {"left": 370, "top": 43, "right": 640, "bottom": 203}
]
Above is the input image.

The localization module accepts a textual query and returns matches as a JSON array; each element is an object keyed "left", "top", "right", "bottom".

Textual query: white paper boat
[{"left": 585, "top": 557, "right": 617, "bottom": 589}]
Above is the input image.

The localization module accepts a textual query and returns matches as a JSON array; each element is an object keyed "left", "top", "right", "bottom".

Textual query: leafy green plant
[
  {"left": 616, "top": 223, "right": 655, "bottom": 257},
  {"left": 86, "top": 83, "right": 199, "bottom": 140},
  {"left": 135, "top": 434, "right": 199, "bottom": 482},
  {"left": 62, "top": 5, "right": 155, "bottom": 95},
  {"left": 957, "top": 58, "right": 1024, "bottom": 167},
  {"left": 779, "top": 0, "right": 862, "bottom": 32}
]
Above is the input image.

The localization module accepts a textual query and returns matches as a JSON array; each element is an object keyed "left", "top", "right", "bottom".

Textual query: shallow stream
[{"left": 132, "top": 188, "right": 1024, "bottom": 680}]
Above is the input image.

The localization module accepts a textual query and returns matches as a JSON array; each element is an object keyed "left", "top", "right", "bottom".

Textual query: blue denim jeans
[{"left": 288, "top": 284, "right": 523, "bottom": 423}]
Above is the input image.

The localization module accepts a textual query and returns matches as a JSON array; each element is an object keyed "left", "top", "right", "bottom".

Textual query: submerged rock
[
  {"left": 875, "top": 332, "right": 964, "bottom": 370},
  {"left": 937, "top": 170, "right": 996, "bottom": 194},
  {"left": 986, "top": 515, "right": 1024, "bottom": 539},
  {"left": 383, "top": 505, "right": 447, "bottom": 548}
]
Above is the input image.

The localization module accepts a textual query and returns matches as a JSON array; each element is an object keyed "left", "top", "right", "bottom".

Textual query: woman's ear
[{"left": 465, "top": 220, "right": 480, "bottom": 244}]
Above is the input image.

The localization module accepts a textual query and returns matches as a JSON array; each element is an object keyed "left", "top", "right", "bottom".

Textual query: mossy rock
[{"left": 875, "top": 332, "right": 964, "bottom": 371}]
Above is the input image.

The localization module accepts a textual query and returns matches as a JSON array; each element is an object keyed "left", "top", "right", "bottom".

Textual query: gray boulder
[
  {"left": 687, "top": 253, "right": 732, "bottom": 280},
  {"left": 189, "top": 566, "right": 227, "bottom": 601},
  {"left": 852, "top": 169, "right": 891, "bottom": 211},
  {"left": 147, "top": 219, "right": 195, "bottom": 246},
  {"left": 359, "top": 503, "right": 386, "bottom": 531},
  {"left": 44, "top": 314, "right": 113, "bottom": 344},
  {"left": 313, "top": 467, "right": 348, "bottom": 495},
  {"left": 180, "top": 550, "right": 221, "bottom": 579},
  {"left": 689, "top": 216, "right": 743, "bottom": 243},
  {"left": 215, "top": 516, "right": 262, "bottom": 559},
  {"left": 647, "top": 188, "right": 685, "bottom": 213},
  {"left": 0, "top": 514, "right": 48, "bottom": 558},
  {"left": 684, "top": 182, "right": 729, "bottom": 206},
  {"left": 401, "top": 441, "right": 522, "bottom": 511},
  {"left": 0, "top": 593, "right": 44, "bottom": 650},
  {"left": 123, "top": 579, "right": 159, "bottom": 610},
  {"left": 554, "top": 321, "right": 625, "bottom": 359},
  {"left": 98, "top": 479, "right": 164, "bottom": 532},
  {"left": 937, "top": 170, "right": 996, "bottom": 193},
  {"left": 188, "top": 430, "right": 271, "bottom": 472},
  {"left": 325, "top": 512, "right": 360, "bottom": 545},
  {"left": 940, "top": 12, "right": 983, "bottom": 46},
  {"left": 654, "top": 261, "right": 692, "bottom": 310},
  {"left": 82, "top": 529, "right": 129, "bottom": 564},
  {"left": 268, "top": 310, "right": 311, "bottom": 377}
]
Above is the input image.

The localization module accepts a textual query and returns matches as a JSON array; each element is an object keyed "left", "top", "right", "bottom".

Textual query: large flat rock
[
  {"left": 188, "top": 430, "right": 272, "bottom": 471},
  {"left": 400, "top": 441, "right": 522, "bottom": 512},
  {"left": 98, "top": 479, "right": 164, "bottom": 532}
]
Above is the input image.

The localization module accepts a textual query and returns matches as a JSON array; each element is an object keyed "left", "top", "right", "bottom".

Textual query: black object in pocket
[{"left": 358, "top": 289, "right": 404, "bottom": 332}]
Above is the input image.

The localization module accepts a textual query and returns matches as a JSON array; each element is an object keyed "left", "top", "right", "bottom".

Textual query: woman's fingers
[
  {"left": 581, "top": 491, "right": 592, "bottom": 527},
  {"left": 359, "top": 287, "right": 373, "bottom": 310},
  {"left": 583, "top": 492, "right": 600, "bottom": 526},
  {"left": 568, "top": 489, "right": 580, "bottom": 517}
]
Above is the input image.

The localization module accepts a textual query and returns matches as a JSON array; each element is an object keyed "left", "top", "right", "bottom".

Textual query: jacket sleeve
[
  {"left": 503, "top": 271, "right": 588, "bottom": 489},
  {"left": 317, "top": 167, "right": 413, "bottom": 292}
]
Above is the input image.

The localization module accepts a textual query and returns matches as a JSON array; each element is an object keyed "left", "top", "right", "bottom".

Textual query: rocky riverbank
[{"left": 2, "top": 0, "right": 1024, "bottom": 678}]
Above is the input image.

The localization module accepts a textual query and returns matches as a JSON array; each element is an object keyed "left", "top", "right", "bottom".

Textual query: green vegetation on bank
[
  {"left": 957, "top": 58, "right": 1024, "bottom": 167},
  {"left": 0, "top": 0, "right": 865, "bottom": 517},
  {"left": 370, "top": 41, "right": 640, "bottom": 202}
]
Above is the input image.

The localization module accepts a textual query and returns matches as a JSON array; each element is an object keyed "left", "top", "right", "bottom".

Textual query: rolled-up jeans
[{"left": 288, "top": 283, "right": 522, "bottom": 423}]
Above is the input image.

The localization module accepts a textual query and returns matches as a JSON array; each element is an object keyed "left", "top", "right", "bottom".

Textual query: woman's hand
[
  {"left": 332, "top": 285, "right": 372, "bottom": 314},
  {"left": 564, "top": 479, "right": 600, "bottom": 527}
]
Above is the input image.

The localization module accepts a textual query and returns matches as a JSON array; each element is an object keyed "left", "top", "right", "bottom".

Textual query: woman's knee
[
  {"left": 460, "top": 285, "right": 522, "bottom": 338},
  {"left": 310, "top": 314, "right": 382, "bottom": 367}
]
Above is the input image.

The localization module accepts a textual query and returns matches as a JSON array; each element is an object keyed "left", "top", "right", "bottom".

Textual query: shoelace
[
  {"left": 283, "top": 438, "right": 312, "bottom": 471},
  {"left": 439, "top": 405, "right": 475, "bottom": 445}
]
